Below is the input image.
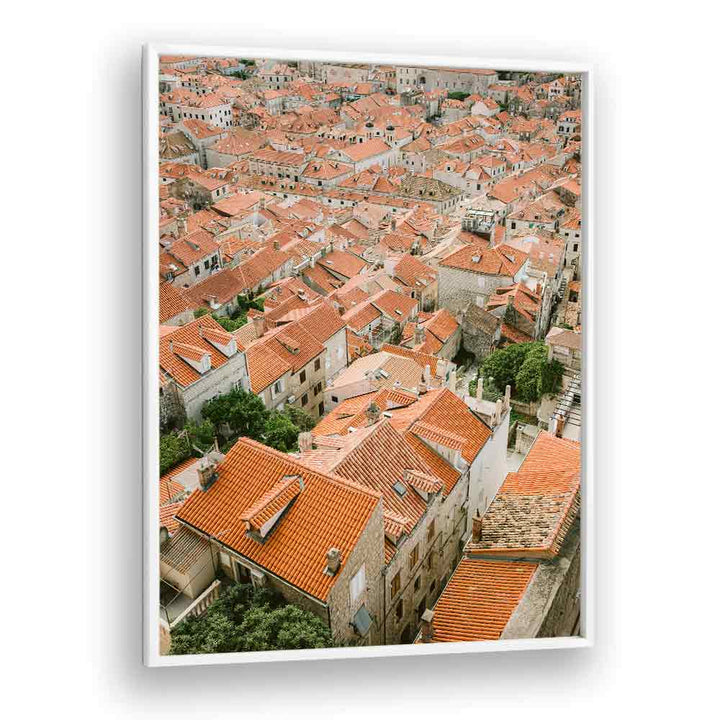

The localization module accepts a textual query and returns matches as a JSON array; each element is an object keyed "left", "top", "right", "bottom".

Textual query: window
[
  {"left": 409, "top": 545, "right": 419, "bottom": 570},
  {"left": 395, "top": 599, "right": 404, "bottom": 621},
  {"left": 314, "top": 357, "right": 321, "bottom": 371},
  {"left": 414, "top": 575, "right": 421, "bottom": 592},
  {"left": 350, "top": 564, "right": 366, "bottom": 602},
  {"left": 299, "top": 369, "right": 307, "bottom": 384},
  {"left": 273, "top": 380, "right": 283, "bottom": 395},
  {"left": 194, "top": 266, "right": 200, "bottom": 276},
  {"left": 204, "top": 259, "right": 210, "bottom": 270},
  {"left": 301, "top": 393, "right": 308, "bottom": 406},
  {"left": 391, "top": 571, "right": 401, "bottom": 598},
  {"left": 427, "top": 519, "right": 435, "bottom": 542},
  {"left": 314, "top": 382, "right": 322, "bottom": 396},
  {"left": 318, "top": 402, "right": 324, "bottom": 415},
  {"left": 331, "top": 395, "right": 338, "bottom": 403}
]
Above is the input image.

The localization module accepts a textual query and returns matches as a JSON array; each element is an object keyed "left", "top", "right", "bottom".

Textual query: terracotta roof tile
[
  {"left": 159, "top": 282, "right": 192, "bottom": 323},
  {"left": 428, "top": 559, "right": 537, "bottom": 642},
  {"left": 176, "top": 438, "right": 380, "bottom": 601},
  {"left": 466, "top": 432, "right": 581, "bottom": 559}
]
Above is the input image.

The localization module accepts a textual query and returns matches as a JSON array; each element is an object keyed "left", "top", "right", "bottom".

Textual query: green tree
[
  {"left": 169, "top": 583, "right": 332, "bottom": 655},
  {"left": 447, "top": 91, "right": 470, "bottom": 101},
  {"left": 283, "top": 405, "right": 316, "bottom": 432},
  {"left": 159, "top": 432, "right": 192, "bottom": 475},
  {"left": 481, "top": 342, "right": 534, "bottom": 390},
  {"left": 193, "top": 307, "right": 210, "bottom": 318},
  {"left": 263, "top": 410, "right": 300, "bottom": 452},
  {"left": 237, "top": 604, "right": 333, "bottom": 652},
  {"left": 184, "top": 419, "right": 216, "bottom": 451},
  {"left": 202, "top": 388, "right": 269, "bottom": 440},
  {"left": 481, "top": 342, "right": 564, "bottom": 402}
]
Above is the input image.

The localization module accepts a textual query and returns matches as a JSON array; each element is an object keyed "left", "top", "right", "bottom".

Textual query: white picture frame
[{"left": 143, "top": 43, "right": 594, "bottom": 667}]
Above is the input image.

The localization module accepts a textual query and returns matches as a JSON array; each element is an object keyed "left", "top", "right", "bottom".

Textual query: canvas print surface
[{"left": 155, "top": 54, "right": 584, "bottom": 657}]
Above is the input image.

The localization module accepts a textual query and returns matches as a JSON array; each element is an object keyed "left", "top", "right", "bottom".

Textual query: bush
[
  {"left": 447, "top": 91, "right": 470, "bottom": 101},
  {"left": 170, "top": 584, "right": 332, "bottom": 655},
  {"left": 214, "top": 313, "right": 247, "bottom": 332}
]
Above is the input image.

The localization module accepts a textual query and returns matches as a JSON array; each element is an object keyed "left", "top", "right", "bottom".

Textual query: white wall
[{"left": 7, "top": 5, "right": 716, "bottom": 720}]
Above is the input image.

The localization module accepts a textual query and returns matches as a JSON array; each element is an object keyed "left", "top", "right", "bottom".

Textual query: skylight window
[{"left": 393, "top": 481, "right": 407, "bottom": 497}]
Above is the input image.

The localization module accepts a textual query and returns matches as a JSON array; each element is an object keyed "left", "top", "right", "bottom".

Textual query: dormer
[
  {"left": 199, "top": 325, "right": 237, "bottom": 357},
  {"left": 170, "top": 341, "right": 211, "bottom": 374},
  {"left": 240, "top": 474, "right": 304, "bottom": 542},
  {"left": 403, "top": 469, "right": 443, "bottom": 500}
]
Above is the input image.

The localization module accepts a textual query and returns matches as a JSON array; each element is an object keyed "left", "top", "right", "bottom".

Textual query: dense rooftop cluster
[{"left": 156, "top": 56, "right": 583, "bottom": 654}]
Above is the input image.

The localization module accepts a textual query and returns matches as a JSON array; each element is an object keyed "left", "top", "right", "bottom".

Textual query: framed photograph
[{"left": 143, "top": 44, "right": 593, "bottom": 667}]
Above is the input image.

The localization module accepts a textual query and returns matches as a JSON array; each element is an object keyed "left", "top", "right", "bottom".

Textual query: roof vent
[{"left": 471, "top": 255, "right": 481, "bottom": 263}]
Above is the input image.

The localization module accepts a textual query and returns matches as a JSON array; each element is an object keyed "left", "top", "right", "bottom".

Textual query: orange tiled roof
[
  {"left": 299, "top": 420, "right": 440, "bottom": 541},
  {"left": 388, "top": 388, "right": 492, "bottom": 466},
  {"left": 176, "top": 438, "right": 381, "bottom": 602},
  {"left": 159, "top": 281, "right": 191, "bottom": 323},
  {"left": 182, "top": 267, "right": 247, "bottom": 310},
  {"left": 439, "top": 243, "right": 528, "bottom": 277},
  {"left": 159, "top": 315, "right": 243, "bottom": 388},
  {"left": 317, "top": 250, "right": 368, "bottom": 280},
  {"left": 428, "top": 558, "right": 537, "bottom": 642},
  {"left": 245, "top": 341, "right": 291, "bottom": 393},
  {"left": 466, "top": 432, "right": 581, "bottom": 559}
]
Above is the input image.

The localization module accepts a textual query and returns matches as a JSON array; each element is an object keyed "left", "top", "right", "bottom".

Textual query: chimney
[
  {"left": 549, "top": 416, "right": 559, "bottom": 436},
  {"left": 420, "top": 609, "right": 435, "bottom": 643},
  {"left": 423, "top": 364, "right": 431, "bottom": 384},
  {"left": 252, "top": 314, "right": 265, "bottom": 338},
  {"left": 494, "top": 398, "right": 503, "bottom": 427},
  {"left": 366, "top": 401, "right": 380, "bottom": 426},
  {"left": 197, "top": 457, "right": 218, "bottom": 491},
  {"left": 414, "top": 325, "right": 425, "bottom": 348},
  {"left": 177, "top": 217, "right": 188, "bottom": 236},
  {"left": 273, "top": 240, "right": 280, "bottom": 250},
  {"left": 418, "top": 382, "right": 427, "bottom": 395},
  {"left": 448, "top": 370, "right": 457, "bottom": 393},
  {"left": 504, "top": 384, "right": 511, "bottom": 411},
  {"left": 475, "top": 376, "right": 484, "bottom": 401},
  {"left": 326, "top": 548, "right": 342, "bottom": 575},
  {"left": 471, "top": 509, "right": 483, "bottom": 543},
  {"left": 298, "top": 432, "right": 313, "bottom": 452}
]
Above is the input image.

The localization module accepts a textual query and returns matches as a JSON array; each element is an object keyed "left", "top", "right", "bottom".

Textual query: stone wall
[
  {"left": 501, "top": 519, "right": 581, "bottom": 640},
  {"left": 439, "top": 265, "right": 514, "bottom": 316},
  {"left": 326, "top": 501, "right": 385, "bottom": 646},
  {"left": 180, "top": 351, "right": 249, "bottom": 420}
]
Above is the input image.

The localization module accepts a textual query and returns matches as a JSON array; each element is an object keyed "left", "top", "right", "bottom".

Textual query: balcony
[{"left": 160, "top": 578, "right": 222, "bottom": 630}]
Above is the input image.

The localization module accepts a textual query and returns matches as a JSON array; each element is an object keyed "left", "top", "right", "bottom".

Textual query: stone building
[
  {"left": 243, "top": 315, "right": 328, "bottom": 418},
  {"left": 417, "top": 431, "right": 581, "bottom": 643},
  {"left": 159, "top": 315, "right": 249, "bottom": 423},
  {"left": 312, "top": 386, "right": 510, "bottom": 642},
  {"left": 460, "top": 303, "right": 501, "bottom": 361},
  {"left": 396, "top": 66, "right": 499, "bottom": 95},
  {"left": 486, "top": 282, "right": 544, "bottom": 344},
  {"left": 546, "top": 327, "right": 582, "bottom": 371},
  {"left": 438, "top": 243, "right": 530, "bottom": 315},
  {"left": 165, "top": 438, "right": 385, "bottom": 648}
]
